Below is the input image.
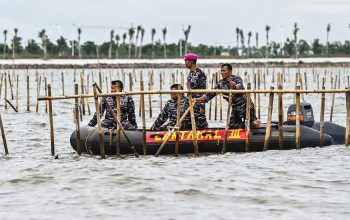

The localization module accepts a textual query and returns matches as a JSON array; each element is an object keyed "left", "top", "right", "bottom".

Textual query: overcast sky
[{"left": 1, "top": 0, "right": 350, "bottom": 47}]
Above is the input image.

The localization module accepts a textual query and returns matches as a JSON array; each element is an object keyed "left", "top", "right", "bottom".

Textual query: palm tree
[
  {"left": 122, "top": 32, "right": 127, "bottom": 58},
  {"left": 115, "top": 34, "right": 120, "bottom": 58},
  {"left": 138, "top": 28, "right": 145, "bottom": 58},
  {"left": 183, "top": 25, "right": 191, "bottom": 54},
  {"left": 3, "top": 30, "right": 7, "bottom": 59},
  {"left": 134, "top": 25, "right": 142, "bottom": 58},
  {"left": 235, "top": 27, "right": 240, "bottom": 56},
  {"left": 326, "top": 23, "right": 331, "bottom": 57},
  {"left": 13, "top": 28, "right": 18, "bottom": 60},
  {"left": 255, "top": 32, "right": 259, "bottom": 57},
  {"left": 293, "top": 22, "right": 299, "bottom": 59},
  {"left": 151, "top": 28, "right": 156, "bottom": 59},
  {"left": 128, "top": 27, "right": 135, "bottom": 59},
  {"left": 265, "top": 25, "right": 271, "bottom": 58},
  {"left": 108, "top": 29, "right": 114, "bottom": 59},
  {"left": 38, "top": 29, "right": 47, "bottom": 59},
  {"left": 77, "top": 27, "right": 82, "bottom": 59},
  {"left": 162, "top": 27, "right": 167, "bottom": 58},
  {"left": 247, "top": 31, "right": 252, "bottom": 57},
  {"left": 240, "top": 29, "right": 245, "bottom": 56}
]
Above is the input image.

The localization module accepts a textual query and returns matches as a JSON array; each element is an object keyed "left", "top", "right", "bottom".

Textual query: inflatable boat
[{"left": 70, "top": 102, "right": 345, "bottom": 156}]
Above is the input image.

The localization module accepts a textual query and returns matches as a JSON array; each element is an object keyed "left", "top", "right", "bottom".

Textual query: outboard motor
[{"left": 286, "top": 102, "right": 315, "bottom": 127}]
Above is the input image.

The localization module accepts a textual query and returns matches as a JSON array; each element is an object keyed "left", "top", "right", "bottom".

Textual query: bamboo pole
[
  {"left": 140, "top": 80, "right": 147, "bottom": 155},
  {"left": 223, "top": 92, "right": 232, "bottom": 154},
  {"left": 263, "top": 86, "right": 274, "bottom": 151},
  {"left": 80, "top": 72, "right": 86, "bottom": 116},
  {"left": 15, "top": 74, "right": 18, "bottom": 110},
  {"left": 245, "top": 83, "right": 251, "bottom": 152},
  {"left": 116, "top": 83, "right": 121, "bottom": 157},
  {"left": 85, "top": 74, "right": 91, "bottom": 115},
  {"left": 0, "top": 73, "right": 3, "bottom": 101},
  {"left": 304, "top": 72, "right": 308, "bottom": 90},
  {"left": 257, "top": 71, "right": 261, "bottom": 118},
  {"left": 4, "top": 73, "right": 7, "bottom": 109},
  {"left": 278, "top": 77, "right": 284, "bottom": 150},
  {"left": 92, "top": 84, "right": 105, "bottom": 159},
  {"left": 219, "top": 93, "right": 223, "bottom": 121},
  {"left": 295, "top": 85, "right": 301, "bottom": 149},
  {"left": 74, "top": 83, "right": 81, "bottom": 155},
  {"left": 8, "top": 74, "right": 14, "bottom": 100},
  {"left": 214, "top": 74, "right": 218, "bottom": 121},
  {"left": 36, "top": 76, "right": 42, "bottom": 113},
  {"left": 175, "top": 84, "right": 181, "bottom": 157},
  {"left": 4, "top": 98, "right": 17, "bottom": 112},
  {"left": 44, "top": 77, "right": 48, "bottom": 113},
  {"left": 26, "top": 74, "right": 30, "bottom": 112},
  {"left": 159, "top": 73, "right": 163, "bottom": 112},
  {"left": 320, "top": 79, "right": 326, "bottom": 147},
  {"left": 48, "top": 84, "right": 55, "bottom": 156},
  {"left": 187, "top": 83, "right": 199, "bottom": 157},
  {"left": 345, "top": 88, "right": 350, "bottom": 146},
  {"left": 148, "top": 73, "right": 153, "bottom": 118},
  {"left": 139, "top": 71, "right": 143, "bottom": 117},
  {"left": 330, "top": 75, "right": 338, "bottom": 122},
  {"left": 0, "top": 114, "right": 8, "bottom": 154},
  {"left": 61, "top": 72, "right": 65, "bottom": 96}
]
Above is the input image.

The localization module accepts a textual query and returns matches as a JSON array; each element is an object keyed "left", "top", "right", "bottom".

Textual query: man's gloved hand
[
  {"left": 150, "top": 124, "right": 157, "bottom": 131},
  {"left": 229, "top": 81, "right": 237, "bottom": 89},
  {"left": 88, "top": 121, "right": 95, "bottom": 127}
]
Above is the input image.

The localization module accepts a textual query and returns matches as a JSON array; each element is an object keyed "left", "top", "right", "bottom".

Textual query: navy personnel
[
  {"left": 88, "top": 80, "right": 137, "bottom": 130},
  {"left": 195, "top": 63, "right": 260, "bottom": 129}
]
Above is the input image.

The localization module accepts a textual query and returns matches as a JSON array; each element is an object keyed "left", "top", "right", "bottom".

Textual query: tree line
[{"left": 1, "top": 23, "right": 350, "bottom": 59}]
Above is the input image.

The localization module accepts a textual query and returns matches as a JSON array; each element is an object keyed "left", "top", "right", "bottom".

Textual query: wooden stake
[
  {"left": 80, "top": 72, "right": 86, "bottom": 115},
  {"left": 148, "top": 73, "right": 153, "bottom": 118},
  {"left": 159, "top": 73, "right": 163, "bottom": 112},
  {"left": 330, "top": 75, "right": 337, "bottom": 122},
  {"left": 223, "top": 92, "right": 232, "bottom": 154},
  {"left": 245, "top": 83, "right": 251, "bottom": 152},
  {"left": 278, "top": 78, "right": 284, "bottom": 150},
  {"left": 4, "top": 98, "right": 17, "bottom": 112},
  {"left": 26, "top": 74, "right": 30, "bottom": 112},
  {"left": 345, "top": 88, "right": 350, "bottom": 146},
  {"left": 263, "top": 86, "right": 274, "bottom": 151},
  {"left": 44, "top": 77, "right": 48, "bottom": 113},
  {"left": 175, "top": 84, "right": 181, "bottom": 157},
  {"left": 116, "top": 84, "right": 121, "bottom": 157},
  {"left": 4, "top": 73, "right": 7, "bottom": 109},
  {"left": 187, "top": 82, "right": 199, "bottom": 157},
  {"left": 48, "top": 84, "right": 55, "bottom": 156},
  {"left": 36, "top": 76, "right": 42, "bottom": 113},
  {"left": 61, "top": 72, "right": 65, "bottom": 96},
  {"left": 92, "top": 84, "right": 105, "bottom": 159},
  {"left": 320, "top": 79, "right": 325, "bottom": 147},
  {"left": 140, "top": 81, "right": 147, "bottom": 155},
  {"left": 257, "top": 71, "right": 261, "bottom": 119},
  {"left": 295, "top": 85, "right": 301, "bottom": 149},
  {"left": 15, "top": 74, "right": 18, "bottom": 110},
  {"left": 74, "top": 83, "right": 81, "bottom": 155},
  {"left": 8, "top": 74, "right": 14, "bottom": 100},
  {"left": 0, "top": 114, "right": 8, "bottom": 154}
]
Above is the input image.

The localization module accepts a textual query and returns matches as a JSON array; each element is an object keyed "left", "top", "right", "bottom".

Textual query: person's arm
[
  {"left": 88, "top": 101, "right": 106, "bottom": 126},
  {"left": 127, "top": 97, "right": 138, "bottom": 129},
  {"left": 150, "top": 102, "right": 169, "bottom": 130},
  {"left": 200, "top": 82, "right": 219, "bottom": 102}
]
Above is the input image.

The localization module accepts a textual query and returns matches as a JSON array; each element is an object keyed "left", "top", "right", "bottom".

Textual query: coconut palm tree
[
  {"left": 122, "top": 32, "right": 127, "bottom": 58},
  {"left": 183, "top": 25, "right": 191, "bottom": 54},
  {"left": 326, "top": 23, "right": 331, "bottom": 57},
  {"left": 108, "top": 29, "right": 114, "bottom": 59},
  {"left": 115, "top": 34, "right": 120, "bottom": 58},
  {"left": 240, "top": 29, "right": 245, "bottom": 56},
  {"left": 265, "top": 25, "right": 271, "bottom": 58},
  {"left": 134, "top": 25, "right": 142, "bottom": 58},
  {"left": 293, "top": 22, "right": 299, "bottom": 59},
  {"left": 13, "top": 28, "right": 18, "bottom": 60},
  {"left": 255, "top": 32, "right": 259, "bottom": 57},
  {"left": 247, "top": 31, "right": 252, "bottom": 57},
  {"left": 77, "top": 27, "right": 82, "bottom": 59},
  {"left": 3, "top": 29, "right": 7, "bottom": 59},
  {"left": 128, "top": 27, "right": 135, "bottom": 59},
  {"left": 162, "top": 27, "right": 167, "bottom": 58},
  {"left": 235, "top": 27, "right": 240, "bottom": 56},
  {"left": 138, "top": 28, "right": 145, "bottom": 58},
  {"left": 38, "top": 29, "right": 47, "bottom": 59},
  {"left": 151, "top": 28, "right": 156, "bottom": 59}
]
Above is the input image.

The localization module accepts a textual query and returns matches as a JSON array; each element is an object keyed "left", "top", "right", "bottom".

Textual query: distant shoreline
[{"left": 1, "top": 58, "right": 350, "bottom": 69}]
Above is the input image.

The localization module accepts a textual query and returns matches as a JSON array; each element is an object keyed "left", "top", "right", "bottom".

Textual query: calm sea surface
[{"left": 0, "top": 67, "right": 349, "bottom": 220}]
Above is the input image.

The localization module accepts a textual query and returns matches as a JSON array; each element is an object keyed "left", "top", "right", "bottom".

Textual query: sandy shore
[{"left": 1, "top": 57, "right": 350, "bottom": 68}]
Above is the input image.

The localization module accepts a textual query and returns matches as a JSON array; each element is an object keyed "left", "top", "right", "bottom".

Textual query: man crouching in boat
[
  {"left": 88, "top": 80, "right": 138, "bottom": 130},
  {"left": 150, "top": 84, "right": 192, "bottom": 131},
  {"left": 195, "top": 63, "right": 261, "bottom": 129}
]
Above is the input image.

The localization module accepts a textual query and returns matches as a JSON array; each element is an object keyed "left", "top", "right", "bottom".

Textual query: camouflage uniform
[
  {"left": 88, "top": 95, "right": 137, "bottom": 130},
  {"left": 187, "top": 67, "right": 208, "bottom": 129},
  {"left": 203, "top": 75, "right": 258, "bottom": 128},
  {"left": 151, "top": 95, "right": 192, "bottom": 131}
]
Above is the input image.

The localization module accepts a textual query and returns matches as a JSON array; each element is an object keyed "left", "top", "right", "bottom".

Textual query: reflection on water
[{"left": 0, "top": 67, "right": 349, "bottom": 219}]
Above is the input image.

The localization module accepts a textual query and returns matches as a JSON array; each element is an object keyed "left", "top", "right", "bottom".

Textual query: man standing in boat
[
  {"left": 184, "top": 53, "right": 208, "bottom": 129},
  {"left": 88, "top": 80, "right": 137, "bottom": 130},
  {"left": 195, "top": 63, "right": 260, "bottom": 128},
  {"left": 150, "top": 84, "right": 192, "bottom": 131}
]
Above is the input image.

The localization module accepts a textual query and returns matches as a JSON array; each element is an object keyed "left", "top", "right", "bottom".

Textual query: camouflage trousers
[{"left": 229, "top": 100, "right": 257, "bottom": 129}]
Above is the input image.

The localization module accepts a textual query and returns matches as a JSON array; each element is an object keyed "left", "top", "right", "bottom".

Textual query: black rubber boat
[{"left": 70, "top": 102, "right": 344, "bottom": 155}]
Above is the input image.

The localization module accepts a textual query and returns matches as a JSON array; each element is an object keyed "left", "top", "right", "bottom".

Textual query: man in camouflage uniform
[
  {"left": 184, "top": 53, "right": 208, "bottom": 129},
  {"left": 150, "top": 84, "right": 191, "bottom": 131},
  {"left": 195, "top": 63, "right": 260, "bottom": 129},
  {"left": 88, "top": 80, "right": 137, "bottom": 130}
]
